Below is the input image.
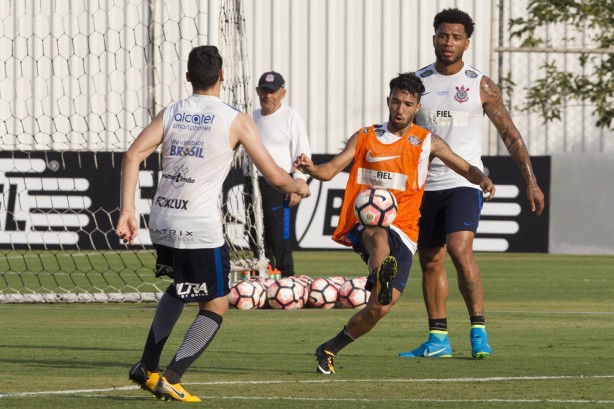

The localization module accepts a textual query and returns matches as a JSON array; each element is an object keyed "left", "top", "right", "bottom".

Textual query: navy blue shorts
[
  {"left": 346, "top": 223, "right": 413, "bottom": 295},
  {"left": 154, "top": 243, "right": 231, "bottom": 302},
  {"left": 418, "top": 187, "right": 483, "bottom": 248}
]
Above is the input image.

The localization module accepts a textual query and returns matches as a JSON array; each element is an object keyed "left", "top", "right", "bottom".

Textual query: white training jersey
[
  {"left": 415, "top": 62, "right": 484, "bottom": 191},
  {"left": 252, "top": 105, "right": 311, "bottom": 181},
  {"left": 149, "top": 94, "right": 239, "bottom": 249}
]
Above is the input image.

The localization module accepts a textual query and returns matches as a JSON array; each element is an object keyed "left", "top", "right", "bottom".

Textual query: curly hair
[
  {"left": 433, "top": 8, "right": 475, "bottom": 38},
  {"left": 389, "top": 72, "right": 425, "bottom": 100},
  {"left": 187, "top": 45, "right": 223, "bottom": 90}
]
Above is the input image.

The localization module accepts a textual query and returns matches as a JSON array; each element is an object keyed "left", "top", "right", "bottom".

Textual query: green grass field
[{"left": 1, "top": 252, "right": 613, "bottom": 408}]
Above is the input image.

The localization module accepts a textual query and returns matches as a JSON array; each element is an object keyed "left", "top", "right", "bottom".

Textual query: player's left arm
[
  {"left": 481, "top": 75, "right": 545, "bottom": 215},
  {"left": 430, "top": 134, "right": 496, "bottom": 200}
]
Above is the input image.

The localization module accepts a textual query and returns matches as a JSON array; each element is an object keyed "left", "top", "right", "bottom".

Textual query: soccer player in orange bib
[{"left": 293, "top": 72, "right": 496, "bottom": 374}]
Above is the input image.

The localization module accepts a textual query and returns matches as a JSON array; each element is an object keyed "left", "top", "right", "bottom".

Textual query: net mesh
[{"left": 0, "top": 0, "right": 265, "bottom": 303}]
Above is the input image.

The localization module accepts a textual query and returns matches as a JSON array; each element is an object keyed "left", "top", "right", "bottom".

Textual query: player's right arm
[
  {"left": 231, "top": 112, "right": 310, "bottom": 198},
  {"left": 293, "top": 132, "right": 358, "bottom": 181},
  {"left": 116, "top": 109, "right": 165, "bottom": 245}
]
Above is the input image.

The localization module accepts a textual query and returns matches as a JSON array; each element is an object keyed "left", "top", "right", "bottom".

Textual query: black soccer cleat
[
  {"left": 376, "top": 256, "right": 397, "bottom": 305},
  {"left": 315, "top": 344, "right": 336, "bottom": 375}
]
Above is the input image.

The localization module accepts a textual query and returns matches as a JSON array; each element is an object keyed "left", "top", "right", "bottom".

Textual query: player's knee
[
  {"left": 362, "top": 227, "right": 387, "bottom": 244},
  {"left": 365, "top": 302, "right": 391, "bottom": 322}
]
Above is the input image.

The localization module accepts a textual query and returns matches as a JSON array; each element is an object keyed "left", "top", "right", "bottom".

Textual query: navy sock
[
  {"left": 470, "top": 315, "right": 486, "bottom": 326},
  {"left": 322, "top": 325, "right": 355, "bottom": 355},
  {"left": 428, "top": 318, "right": 448, "bottom": 332}
]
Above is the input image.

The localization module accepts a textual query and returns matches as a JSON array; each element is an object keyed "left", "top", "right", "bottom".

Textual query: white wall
[
  {"left": 244, "top": 0, "right": 494, "bottom": 154},
  {"left": 549, "top": 153, "right": 614, "bottom": 254}
]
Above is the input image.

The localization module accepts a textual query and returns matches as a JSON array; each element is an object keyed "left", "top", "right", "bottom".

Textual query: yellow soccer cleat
[
  {"left": 154, "top": 376, "right": 202, "bottom": 402},
  {"left": 128, "top": 362, "right": 161, "bottom": 397}
]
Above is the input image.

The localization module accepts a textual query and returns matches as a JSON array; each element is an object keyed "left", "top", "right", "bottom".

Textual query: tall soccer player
[
  {"left": 116, "top": 45, "right": 309, "bottom": 401},
  {"left": 399, "top": 8, "right": 545, "bottom": 359},
  {"left": 294, "top": 72, "right": 495, "bottom": 374}
]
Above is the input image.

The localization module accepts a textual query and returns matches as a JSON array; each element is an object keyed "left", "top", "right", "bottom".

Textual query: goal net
[{"left": 0, "top": 0, "right": 266, "bottom": 303}]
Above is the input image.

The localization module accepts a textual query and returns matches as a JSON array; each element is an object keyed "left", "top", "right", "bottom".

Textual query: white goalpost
[{"left": 0, "top": 0, "right": 267, "bottom": 303}]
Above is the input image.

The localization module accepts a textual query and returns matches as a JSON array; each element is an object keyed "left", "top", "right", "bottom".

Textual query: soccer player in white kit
[
  {"left": 398, "top": 8, "right": 545, "bottom": 359},
  {"left": 116, "top": 45, "right": 310, "bottom": 401}
]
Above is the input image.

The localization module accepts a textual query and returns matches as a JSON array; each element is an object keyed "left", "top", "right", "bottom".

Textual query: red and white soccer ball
[
  {"left": 255, "top": 276, "right": 274, "bottom": 293},
  {"left": 250, "top": 279, "right": 268, "bottom": 308},
  {"left": 291, "top": 276, "right": 310, "bottom": 306},
  {"left": 308, "top": 277, "right": 339, "bottom": 309},
  {"left": 228, "top": 280, "right": 265, "bottom": 310},
  {"left": 338, "top": 277, "right": 370, "bottom": 308},
  {"left": 267, "top": 277, "right": 305, "bottom": 310},
  {"left": 353, "top": 187, "right": 397, "bottom": 227},
  {"left": 328, "top": 275, "right": 347, "bottom": 290}
]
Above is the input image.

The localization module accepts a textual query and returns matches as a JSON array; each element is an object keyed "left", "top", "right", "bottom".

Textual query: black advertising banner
[
  {"left": 480, "top": 156, "right": 550, "bottom": 252},
  {"left": 293, "top": 154, "right": 550, "bottom": 253},
  {"left": 0, "top": 151, "right": 157, "bottom": 250},
  {"left": 0, "top": 152, "right": 549, "bottom": 253}
]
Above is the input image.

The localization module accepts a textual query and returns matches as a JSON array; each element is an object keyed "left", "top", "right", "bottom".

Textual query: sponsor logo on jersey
[
  {"left": 365, "top": 150, "right": 401, "bottom": 163},
  {"left": 465, "top": 69, "right": 478, "bottom": 78},
  {"left": 454, "top": 85, "right": 470, "bottom": 103},
  {"left": 155, "top": 196, "right": 189, "bottom": 210},
  {"left": 150, "top": 227, "right": 195, "bottom": 243},
  {"left": 162, "top": 165, "right": 195, "bottom": 188},
  {"left": 176, "top": 282, "right": 209, "bottom": 298},
  {"left": 174, "top": 112, "right": 216, "bottom": 125},
  {"left": 357, "top": 168, "right": 407, "bottom": 191},
  {"left": 374, "top": 128, "right": 386, "bottom": 137},
  {"left": 169, "top": 145, "right": 205, "bottom": 158},
  {"left": 408, "top": 136, "right": 422, "bottom": 146},
  {"left": 420, "top": 69, "right": 434, "bottom": 78}
]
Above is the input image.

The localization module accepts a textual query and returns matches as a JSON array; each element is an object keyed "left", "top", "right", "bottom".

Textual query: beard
[
  {"left": 435, "top": 48, "right": 463, "bottom": 66},
  {"left": 388, "top": 116, "right": 412, "bottom": 132}
]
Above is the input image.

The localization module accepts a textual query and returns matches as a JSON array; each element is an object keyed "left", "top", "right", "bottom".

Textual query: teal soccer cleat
[
  {"left": 470, "top": 326, "right": 492, "bottom": 359},
  {"left": 398, "top": 332, "right": 453, "bottom": 358}
]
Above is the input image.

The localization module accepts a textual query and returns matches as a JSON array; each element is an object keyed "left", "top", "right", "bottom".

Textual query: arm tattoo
[
  {"left": 482, "top": 77, "right": 536, "bottom": 184},
  {"left": 431, "top": 134, "right": 453, "bottom": 157}
]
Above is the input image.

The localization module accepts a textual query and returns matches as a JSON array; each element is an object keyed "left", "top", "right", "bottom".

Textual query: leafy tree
[{"left": 508, "top": 0, "right": 614, "bottom": 129}]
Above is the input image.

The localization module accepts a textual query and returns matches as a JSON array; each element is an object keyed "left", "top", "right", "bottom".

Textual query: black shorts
[
  {"left": 346, "top": 223, "right": 413, "bottom": 295},
  {"left": 154, "top": 243, "right": 231, "bottom": 302},
  {"left": 418, "top": 186, "right": 483, "bottom": 248}
]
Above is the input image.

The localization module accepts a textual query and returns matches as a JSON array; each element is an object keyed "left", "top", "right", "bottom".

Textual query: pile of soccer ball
[
  {"left": 228, "top": 275, "right": 370, "bottom": 310},
  {"left": 228, "top": 187, "right": 398, "bottom": 311}
]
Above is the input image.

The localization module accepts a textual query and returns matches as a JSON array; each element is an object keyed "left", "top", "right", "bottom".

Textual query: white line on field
[
  {"left": 206, "top": 396, "right": 614, "bottom": 404},
  {"left": 1, "top": 374, "right": 613, "bottom": 399},
  {"left": 73, "top": 395, "right": 614, "bottom": 405}
]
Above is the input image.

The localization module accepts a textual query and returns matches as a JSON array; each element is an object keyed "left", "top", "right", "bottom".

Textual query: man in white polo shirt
[{"left": 253, "top": 71, "right": 311, "bottom": 277}]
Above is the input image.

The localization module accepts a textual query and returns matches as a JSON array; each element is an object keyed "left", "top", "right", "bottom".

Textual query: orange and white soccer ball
[
  {"left": 228, "top": 280, "right": 265, "bottom": 310},
  {"left": 353, "top": 187, "right": 397, "bottom": 227},
  {"left": 267, "top": 277, "right": 305, "bottom": 310},
  {"left": 307, "top": 277, "right": 339, "bottom": 309},
  {"left": 338, "top": 277, "right": 370, "bottom": 308}
]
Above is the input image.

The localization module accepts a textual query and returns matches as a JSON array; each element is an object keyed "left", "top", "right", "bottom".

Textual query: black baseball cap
[{"left": 257, "top": 71, "right": 285, "bottom": 91}]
